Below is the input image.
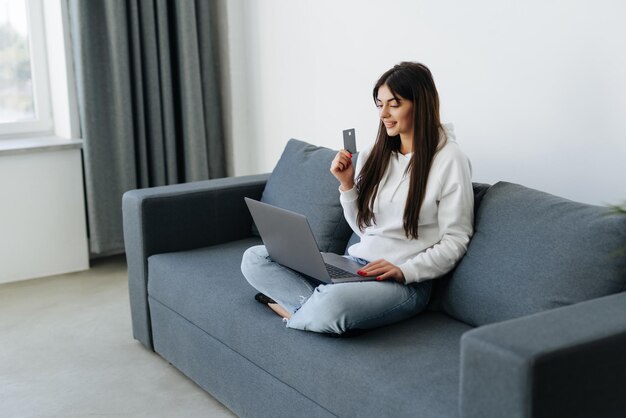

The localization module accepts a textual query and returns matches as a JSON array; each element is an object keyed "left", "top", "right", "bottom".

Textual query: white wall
[
  {"left": 225, "top": 0, "right": 626, "bottom": 206},
  {"left": 0, "top": 146, "right": 89, "bottom": 284}
]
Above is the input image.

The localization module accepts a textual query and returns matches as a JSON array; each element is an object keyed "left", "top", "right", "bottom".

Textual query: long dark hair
[{"left": 356, "top": 62, "right": 444, "bottom": 239}]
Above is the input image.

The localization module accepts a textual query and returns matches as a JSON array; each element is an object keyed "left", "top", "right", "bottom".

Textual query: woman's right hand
[{"left": 330, "top": 149, "right": 355, "bottom": 191}]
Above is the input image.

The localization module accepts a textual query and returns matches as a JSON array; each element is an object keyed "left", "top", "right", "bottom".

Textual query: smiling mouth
[{"left": 384, "top": 121, "right": 397, "bottom": 128}]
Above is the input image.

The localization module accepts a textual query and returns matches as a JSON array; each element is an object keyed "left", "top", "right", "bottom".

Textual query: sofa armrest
[
  {"left": 460, "top": 291, "right": 626, "bottom": 418},
  {"left": 122, "top": 173, "right": 269, "bottom": 349}
]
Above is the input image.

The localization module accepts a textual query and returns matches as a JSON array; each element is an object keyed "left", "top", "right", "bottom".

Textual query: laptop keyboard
[{"left": 324, "top": 263, "right": 359, "bottom": 279}]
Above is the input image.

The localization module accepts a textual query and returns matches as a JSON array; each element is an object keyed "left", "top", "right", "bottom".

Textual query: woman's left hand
[{"left": 357, "top": 259, "right": 406, "bottom": 284}]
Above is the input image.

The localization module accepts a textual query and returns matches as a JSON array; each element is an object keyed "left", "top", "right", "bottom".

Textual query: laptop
[{"left": 244, "top": 198, "right": 375, "bottom": 284}]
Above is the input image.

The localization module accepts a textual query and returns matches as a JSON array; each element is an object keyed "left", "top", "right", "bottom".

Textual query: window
[{"left": 0, "top": 0, "right": 52, "bottom": 137}]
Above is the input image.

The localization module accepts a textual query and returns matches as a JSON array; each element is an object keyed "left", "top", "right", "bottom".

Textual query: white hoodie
[{"left": 339, "top": 124, "right": 474, "bottom": 284}]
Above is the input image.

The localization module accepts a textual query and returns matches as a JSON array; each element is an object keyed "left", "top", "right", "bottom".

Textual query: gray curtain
[{"left": 68, "top": 0, "right": 226, "bottom": 256}]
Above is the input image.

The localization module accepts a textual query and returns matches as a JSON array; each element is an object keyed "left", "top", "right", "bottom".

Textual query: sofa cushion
[
  {"left": 440, "top": 181, "right": 626, "bottom": 326},
  {"left": 147, "top": 240, "right": 473, "bottom": 418},
  {"left": 257, "top": 139, "right": 353, "bottom": 254},
  {"left": 428, "top": 182, "right": 491, "bottom": 312}
]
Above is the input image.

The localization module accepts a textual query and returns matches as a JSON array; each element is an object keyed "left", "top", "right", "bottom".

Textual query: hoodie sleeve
[
  {"left": 398, "top": 144, "right": 474, "bottom": 283},
  {"left": 339, "top": 146, "right": 372, "bottom": 237}
]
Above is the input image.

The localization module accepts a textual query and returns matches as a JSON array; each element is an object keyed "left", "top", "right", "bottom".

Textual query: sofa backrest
[
  {"left": 258, "top": 139, "right": 354, "bottom": 254},
  {"left": 439, "top": 181, "right": 626, "bottom": 327}
]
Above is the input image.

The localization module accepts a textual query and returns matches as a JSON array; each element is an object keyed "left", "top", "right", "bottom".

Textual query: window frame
[{"left": 0, "top": 0, "right": 53, "bottom": 138}]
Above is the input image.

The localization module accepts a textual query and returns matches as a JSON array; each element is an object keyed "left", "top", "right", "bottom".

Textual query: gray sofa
[{"left": 123, "top": 139, "right": 626, "bottom": 418}]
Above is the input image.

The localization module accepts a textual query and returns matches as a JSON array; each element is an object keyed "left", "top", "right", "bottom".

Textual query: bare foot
[{"left": 268, "top": 303, "right": 292, "bottom": 320}]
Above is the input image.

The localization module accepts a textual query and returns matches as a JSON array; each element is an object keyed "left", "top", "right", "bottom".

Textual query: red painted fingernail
[
  {"left": 349, "top": 153, "right": 352, "bottom": 158},
  {"left": 357, "top": 270, "right": 365, "bottom": 276},
  {"left": 376, "top": 276, "right": 382, "bottom": 281}
]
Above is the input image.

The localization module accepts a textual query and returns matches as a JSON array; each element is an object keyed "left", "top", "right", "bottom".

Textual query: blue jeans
[{"left": 241, "top": 245, "right": 432, "bottom": 335}]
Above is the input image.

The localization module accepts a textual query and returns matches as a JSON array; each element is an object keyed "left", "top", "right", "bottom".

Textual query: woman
[{"left": 241, "top": 62, "right": 474, "bottom": 335}]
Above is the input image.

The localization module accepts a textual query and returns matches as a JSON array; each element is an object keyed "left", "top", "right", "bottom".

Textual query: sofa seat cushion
[
  {"left": 441, "top": 181, "right": 626, "bottom": 327},
  {"left": 148, "top": 239, "right": 473, "bottom": 418}
]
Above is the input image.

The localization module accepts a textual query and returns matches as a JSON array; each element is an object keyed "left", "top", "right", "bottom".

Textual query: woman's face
[{"left": 376, "top": 84, "right": 414, "bottom": 139}]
